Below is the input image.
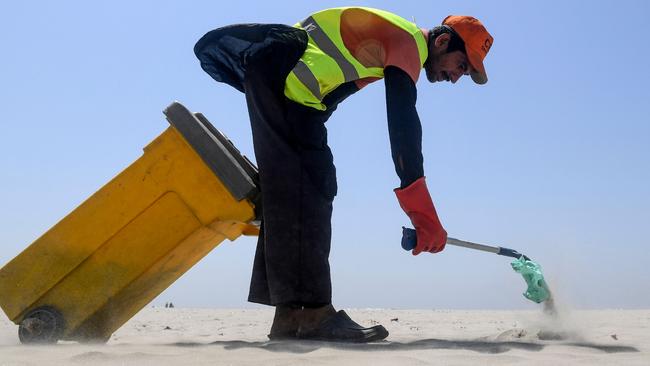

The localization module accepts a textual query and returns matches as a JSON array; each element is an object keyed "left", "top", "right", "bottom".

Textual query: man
[{"left": 194, "top": 7, "right": 493, "bottom": 343}]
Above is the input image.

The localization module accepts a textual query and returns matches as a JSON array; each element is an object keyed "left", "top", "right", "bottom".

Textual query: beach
[{"left": 1, "top": 307, "right": 647, "bottom": 365}]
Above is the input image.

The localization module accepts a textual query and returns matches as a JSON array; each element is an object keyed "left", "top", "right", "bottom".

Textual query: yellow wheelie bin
[{"left": 0, "top": 102, "right": 261, "bottom": 343}]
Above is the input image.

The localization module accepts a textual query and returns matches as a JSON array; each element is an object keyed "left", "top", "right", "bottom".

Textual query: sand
[{"left": 0, "top": 307, "right": 647, "bottom": 365}]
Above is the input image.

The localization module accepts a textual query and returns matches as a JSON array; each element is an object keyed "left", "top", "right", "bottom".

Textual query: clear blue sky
[{"left": 1, "top": 1, "right": 648, "bottom": 310}]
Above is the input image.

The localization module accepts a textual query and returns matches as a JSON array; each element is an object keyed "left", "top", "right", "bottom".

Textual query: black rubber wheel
[{"left": 18, "top": 306, "right": 65, "bottom": 344}]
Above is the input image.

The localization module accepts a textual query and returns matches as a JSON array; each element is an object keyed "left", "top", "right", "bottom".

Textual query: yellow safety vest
[{"left": 284, "top": 7, "right": 428, "bottom": 111}]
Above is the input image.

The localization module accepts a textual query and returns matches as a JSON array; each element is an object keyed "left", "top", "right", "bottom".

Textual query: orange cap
[{"left": 442, "top": 15, "right": 493, "bottom": 84}]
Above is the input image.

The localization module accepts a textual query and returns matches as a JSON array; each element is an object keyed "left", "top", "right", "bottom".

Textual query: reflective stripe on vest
[
  {"left": 292, "top": 60, "right": 322, "bottom": 100},
  {"left": 300, "top": 16, "right": 359, "bottom": 83},
  {"left": 284, "top": 7, "right": 428, "bottom": 111}
]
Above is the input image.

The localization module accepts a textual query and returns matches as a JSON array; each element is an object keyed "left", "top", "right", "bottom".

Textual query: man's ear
[{"left": 433, "top": 33, "right": 450, "bottom": 51}]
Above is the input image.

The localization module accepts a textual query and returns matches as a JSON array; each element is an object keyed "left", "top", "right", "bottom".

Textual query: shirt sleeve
[{"left": 384, "top": 66, "right": 424, "bottom": 188}]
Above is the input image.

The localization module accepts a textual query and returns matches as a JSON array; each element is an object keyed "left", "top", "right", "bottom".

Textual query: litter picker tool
[{"left": 401, "top": 227, "right": 552, "bottom": 304}]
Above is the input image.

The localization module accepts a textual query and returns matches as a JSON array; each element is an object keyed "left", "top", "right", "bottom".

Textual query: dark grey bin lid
[{"left": 163, "top": 102, "right": 260, "bottom": 216}]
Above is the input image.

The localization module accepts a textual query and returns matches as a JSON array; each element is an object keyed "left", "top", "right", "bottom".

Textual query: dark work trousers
[{"left": 195, "top": 24, "right": 338, "bottom": 307}]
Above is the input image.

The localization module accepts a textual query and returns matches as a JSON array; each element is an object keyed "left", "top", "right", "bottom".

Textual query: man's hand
[{"left": 394, "top": 177, "right": 447, "bottom": 255}]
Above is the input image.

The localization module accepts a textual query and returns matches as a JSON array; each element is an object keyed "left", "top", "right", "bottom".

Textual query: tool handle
[
  {"left": 446, "top": 237, "right": 499, "bottom": 254},
  {"left": 401, "top": 227, "right": 528, "bottom": 260}
]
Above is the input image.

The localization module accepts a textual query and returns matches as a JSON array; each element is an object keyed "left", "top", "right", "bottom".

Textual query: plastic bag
[{"left": 511, "top": 256, "right": 551, "bottom": 303}]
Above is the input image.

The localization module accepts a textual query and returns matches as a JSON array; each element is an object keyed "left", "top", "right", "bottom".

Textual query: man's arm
[
  {"left": 384, "top": 66, "right": 447, "bottom": 255},
  {"left": 384, "top": 66, "right": 424, "bottom": 188}
]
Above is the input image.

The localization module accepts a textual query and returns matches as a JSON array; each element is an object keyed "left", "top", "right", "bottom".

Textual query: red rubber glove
[{"left": 394, "top": 177, "right": 447, "bottom": 255}]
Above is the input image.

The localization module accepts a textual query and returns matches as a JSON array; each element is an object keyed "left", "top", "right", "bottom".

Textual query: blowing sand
[{"left": 0, "top": 307, "right": 647, "bottom": 365}]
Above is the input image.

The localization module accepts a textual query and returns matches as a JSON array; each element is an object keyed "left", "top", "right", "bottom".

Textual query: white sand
[{"left": 1, "top": 307, "right": 648, "bottom": 365}]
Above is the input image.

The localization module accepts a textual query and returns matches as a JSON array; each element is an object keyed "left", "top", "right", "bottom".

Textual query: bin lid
[{"left": 163, "top": 102, "right": 260, "bottom": 213}]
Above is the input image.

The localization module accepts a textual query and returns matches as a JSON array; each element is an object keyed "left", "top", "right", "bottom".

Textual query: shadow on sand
[{"left": 171, "top": 338, "right": 639, "bottom": 355}]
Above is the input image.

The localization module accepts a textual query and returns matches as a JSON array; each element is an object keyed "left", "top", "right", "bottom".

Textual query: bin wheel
[{"left": 18, "top": 306, "right": 65, "bottom": 344}]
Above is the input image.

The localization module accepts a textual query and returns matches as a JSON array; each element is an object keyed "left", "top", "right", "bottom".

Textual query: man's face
[{"left": 424, "top": 33, "right": 470, "bottom": 84}]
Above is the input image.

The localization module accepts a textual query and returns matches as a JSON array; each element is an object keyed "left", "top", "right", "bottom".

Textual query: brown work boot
[
  {"left": 268, "top": 305, "right": 302, "bottom": 340},
  {"left": 297, "top": 304, "right": 389, "bottom": 343}
]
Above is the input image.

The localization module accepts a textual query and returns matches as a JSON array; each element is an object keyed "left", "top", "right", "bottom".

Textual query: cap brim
[{"left": 467, "top": 48, "right": 488, "bottom": 84}]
